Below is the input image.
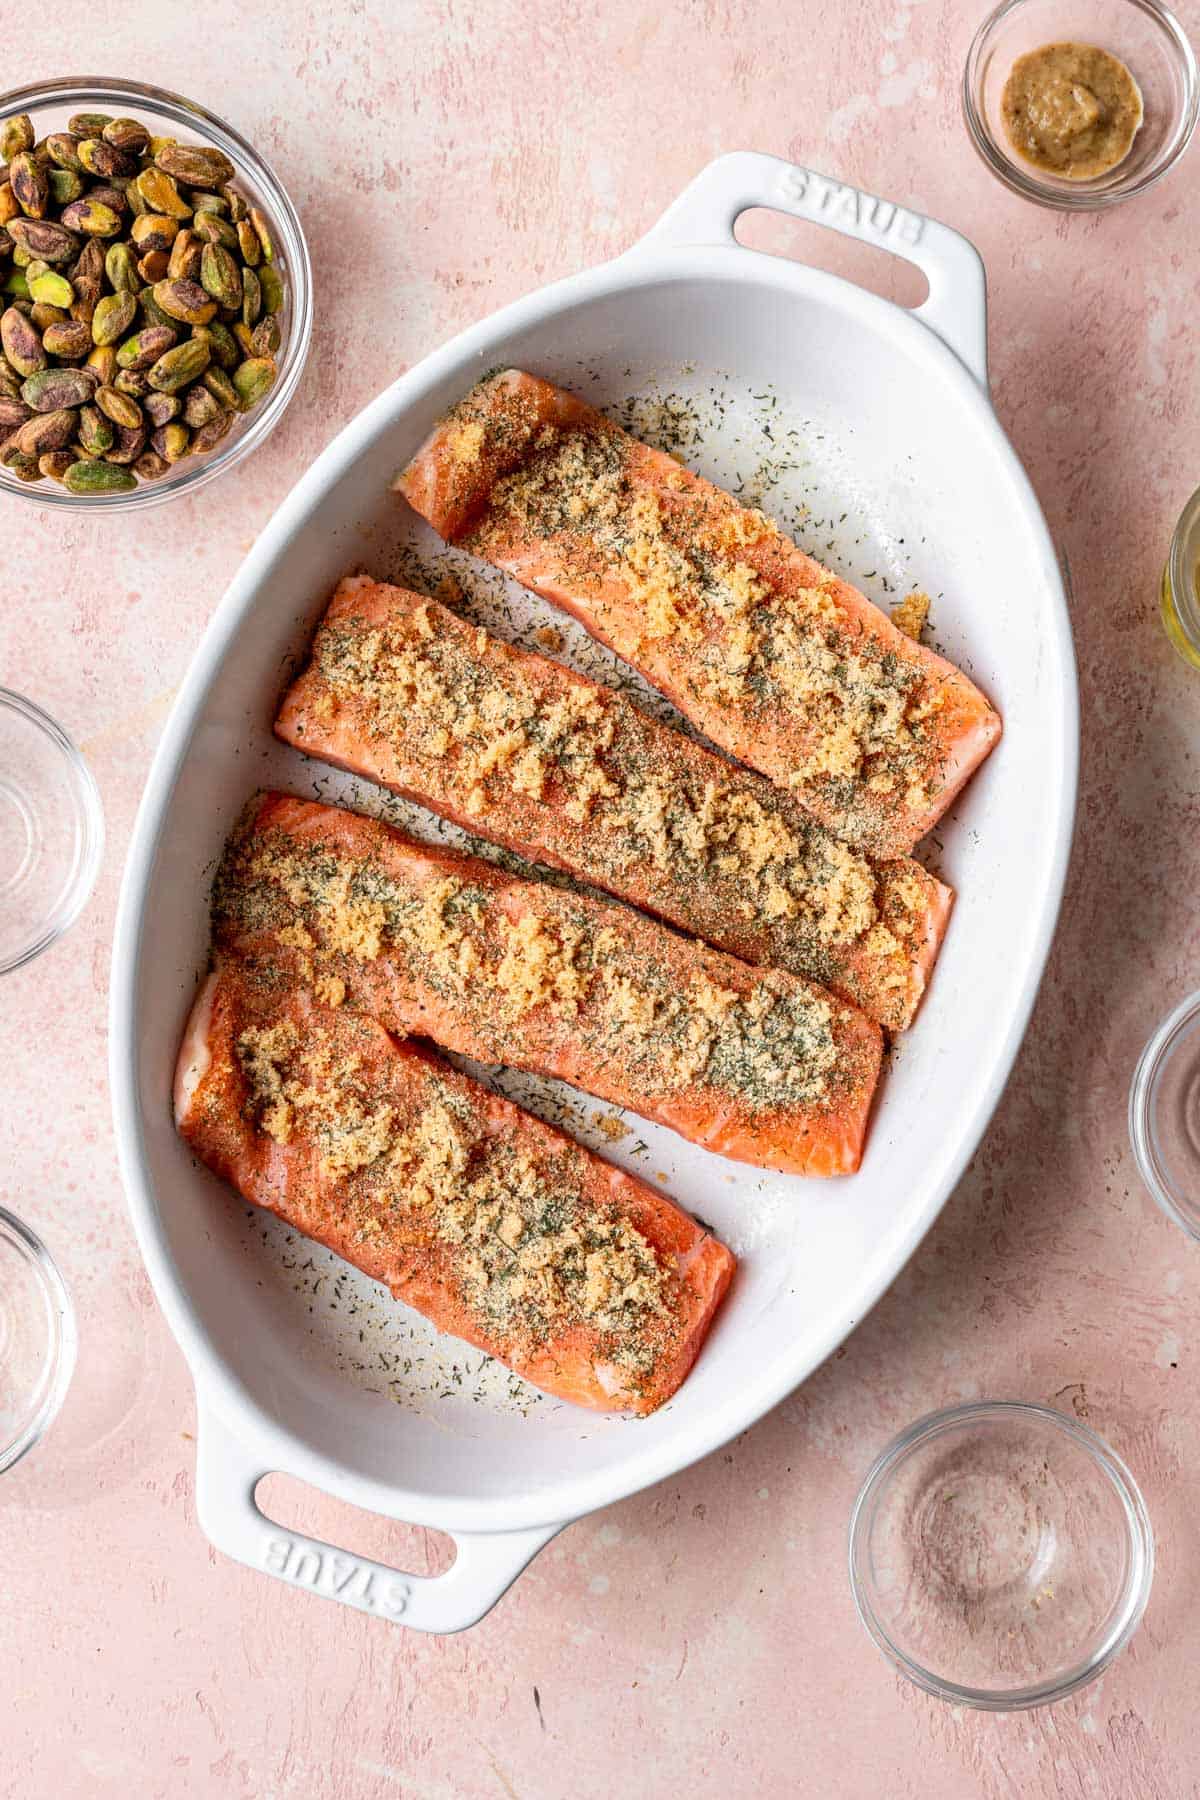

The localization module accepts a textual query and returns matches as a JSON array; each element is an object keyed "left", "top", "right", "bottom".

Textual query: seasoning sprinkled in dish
[{"left": 1001, "top": 42, "right": 1144, "bottom": 180}]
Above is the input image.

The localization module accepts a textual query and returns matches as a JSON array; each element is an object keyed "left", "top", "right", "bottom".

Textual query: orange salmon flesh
[
  {"left": 213, "top": 793, "right": 884, "bottom": 1177},
  {"left": 175, "top": 963, "right": 735, "bottom": 1415},
  {"left": 395, "top": 369, "right": 1002, "bottom": 859},
  {"left": 277, "top": 576, "right": 954, "bottom": 1031}
]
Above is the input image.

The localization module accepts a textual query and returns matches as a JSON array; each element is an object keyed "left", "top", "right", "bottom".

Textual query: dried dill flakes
[
  {"left": 222, "top": 982, "right": 693, "bottom": 1393},
  {"left": 245, "top": 1203, "right": 550, "bottom": 1416},
  {"left": 287, "top": 581, "right": 913, "bottom": 1016},
  {"left": 425, "top": 368, "right": 972, "bottom": 856},
  {"left": 220, "top": 812, "right": 863, "bottom": 1119}
]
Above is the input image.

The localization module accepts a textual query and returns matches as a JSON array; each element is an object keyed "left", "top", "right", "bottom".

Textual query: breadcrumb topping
[
  {"left": 230, "top": 998, "right": 680, "bottom": 1373},
  {"left": 892, "top": 589, "right": 931, "bottom": 642},
  {"left": 282, "top": 581, "right": 942, "bottom": 1029},
  {"left": 427, "top": 373, "right": 977, "bottom": 852},
  {"left": 446, "top": 420, "right": 485, "bottom": 466},
  {"left": 216, "top": 810, "right": 873, "bottom": 1115}
]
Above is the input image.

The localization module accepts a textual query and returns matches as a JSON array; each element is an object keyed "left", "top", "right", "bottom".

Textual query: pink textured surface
[{"left": 4, "top": 3, "right": 1200, "bottom": 1794}]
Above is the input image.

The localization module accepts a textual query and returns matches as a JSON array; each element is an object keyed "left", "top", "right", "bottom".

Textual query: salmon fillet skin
[
  {"left": 394, "top": 369, "right": 1002, "bottom": 859},
  {"left": 213, "top": 793, "right": 884, "bottom": 1177},
  {"left": 276, "top": 576, "right": 954, "bottom": 1031},
  {"left": 175, "top": 963, "right": 735, "bottom": 1415}
]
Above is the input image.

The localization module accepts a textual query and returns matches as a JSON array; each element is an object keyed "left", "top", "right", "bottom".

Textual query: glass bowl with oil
[{"left": 1161, "top": 484, "right": 1200, "bottom": 668}]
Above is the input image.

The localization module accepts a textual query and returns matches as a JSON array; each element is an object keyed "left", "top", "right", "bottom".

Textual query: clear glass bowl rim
[
  {"left": 962, "top": 0, "right": 1200, "bottom": 211},
  {"left": 0, "top": 75, "right": 313, "bottom": 512},
  {"left": 1129, "top": 987, "right": 1200, "bottom": 1239},
  {"left": 0, "top": 1203, "right": 77, "bottom": 1474},
  {"left": 1163, "top": 483, "right": 1200, "bottom": 661},
  {"left": 847, "top": 1399, "right": 1155, "bottom": 1710},
  {"left": 0, "top": 686, "right": 104, "bottom": 975}
]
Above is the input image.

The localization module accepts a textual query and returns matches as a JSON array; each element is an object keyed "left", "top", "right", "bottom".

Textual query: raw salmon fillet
[
  {"left": 214, "top": 793, "right": 883, "bottom": 1176},
  {"left": 276, "top": 575, "right": 953, "bottom": 1031},
  {"left": 175, "top": 963, "right": 734, "bottom": 1415},
  {"left": 395, "top": 369, "right": 1002, "bottom": 859}
]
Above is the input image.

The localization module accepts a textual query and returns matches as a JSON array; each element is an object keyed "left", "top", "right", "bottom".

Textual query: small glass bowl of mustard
[{"left": 964, "top": 0, "right": 1198, "bottom": 209}]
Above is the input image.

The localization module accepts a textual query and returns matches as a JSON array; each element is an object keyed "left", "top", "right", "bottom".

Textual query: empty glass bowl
[
  {"left": 0, "top": 1206, "right": 76, "bottom": 1474},
  {"left": 849, "top": 1402, "right": 1154, "bottom": 1709},
  {"left": 0, "top": 689, "right": 103, "bottom": 972},
  {"left": 0, "top": 76, "right": 313, "bottom": 511},
  {"left": 964, "top": 0, "right": 1198, "bottom": 209},
  {"left": 1130, "top": 989, "right": 1200, "bottom": 1237}
]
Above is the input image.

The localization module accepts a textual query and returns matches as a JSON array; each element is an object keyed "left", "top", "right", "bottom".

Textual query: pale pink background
[{"left": 4, "top": 3, "right": 1200, "bottom": 1795}]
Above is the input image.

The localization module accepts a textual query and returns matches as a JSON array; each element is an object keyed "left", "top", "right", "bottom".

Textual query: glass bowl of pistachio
[{"left": 0, "top": 77, "right": 312, "bottom": 508}]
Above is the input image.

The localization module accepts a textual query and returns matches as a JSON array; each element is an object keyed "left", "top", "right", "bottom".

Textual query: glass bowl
[
  {"left": 964, "top": 0, "right": 1198, "bottom": 209},
  {"left": 0, "top": 1205, "right": 76, "bottom": 1474},
  {"left": 0, "top": 688, "right": 103, "bottom": 972},
  {"left": 848, "top": 1402, "right": 1154, "bottom": 1710},
  {"left": 1130, "top": 989, "right": 1200, "bottom": 1237},
  {"left": 1159, "top": 484, "right": 1200, "bottom": 670},
  {"left": 0, "top": 76, "right": 313, "bottom": 511}
]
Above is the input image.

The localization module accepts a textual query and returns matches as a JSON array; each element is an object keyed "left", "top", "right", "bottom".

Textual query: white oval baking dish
[{"left": 110, "top": 154, "right": 1078, "bottom": 1634}]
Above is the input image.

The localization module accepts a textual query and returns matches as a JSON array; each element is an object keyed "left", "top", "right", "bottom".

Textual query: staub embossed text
[
  {"left": 263, "top": 1535, "right": 412, "bottom": 1619},
  {"left": 775, "top": 166, "right": 925, "bottom": 245}
]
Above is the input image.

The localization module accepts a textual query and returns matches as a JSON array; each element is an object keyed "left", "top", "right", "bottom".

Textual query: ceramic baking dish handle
[
  {"left": 195, "top": 1401, "right": 561, "bottom": 1633},
  {"left": 635, "top": 151, "right": 988, "bottom": 389}
]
